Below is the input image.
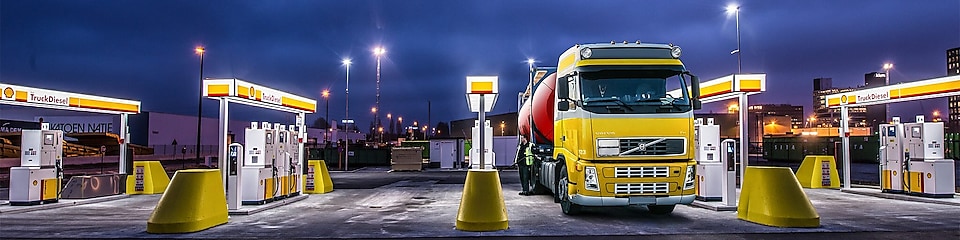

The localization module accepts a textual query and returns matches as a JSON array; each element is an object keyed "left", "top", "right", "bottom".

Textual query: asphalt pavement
[{"left": 1, "top": 168, "right": 958, "bottom": 239}]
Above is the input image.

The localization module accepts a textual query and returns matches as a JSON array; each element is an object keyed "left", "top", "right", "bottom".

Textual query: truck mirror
[
  {"left": 558, "top": 100, "right": 570, "bottom": 111},
  {"left": 556, "top": 76, "right": 569, "bottom": 99},
  {"left": 689, "top": 74, "right": 702, "bottom": 110}
]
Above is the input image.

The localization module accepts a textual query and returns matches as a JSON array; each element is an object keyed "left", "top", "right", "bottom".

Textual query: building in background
[
  {"left": 864, "top": 72, "right": 888, "bottom": 131},
  {"left": 812, "top": 77, "right": 867, "bottom": 127},
  {"left": 747, "top": 104, "right": 804, "bottom": 129},
  {"left": 449, "top": 112, "right": 518, "bottom": 139},
  {"left": 947, "top": 47, "right": 959, "bottom": 132}
]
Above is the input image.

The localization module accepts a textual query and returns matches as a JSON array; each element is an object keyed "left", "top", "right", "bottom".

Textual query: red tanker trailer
[{"left": 518, "top": 70, "right": 557, "bottom": 144}]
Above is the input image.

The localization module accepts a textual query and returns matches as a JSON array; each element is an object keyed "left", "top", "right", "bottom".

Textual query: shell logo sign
[
  {"left": 3, "top": 87, "right": 13, "bottom": 99},
  {"left": 840, "top": 95, "right": 847, "bottom": 103}
]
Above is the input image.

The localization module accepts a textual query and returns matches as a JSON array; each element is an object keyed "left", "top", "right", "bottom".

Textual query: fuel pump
[
  {"left": 695, "top": 118, "right": 722, "bottom": 201},
  {"left": 902, "top": 116, "right": 955, "bottom": 198},
  {"left": 720, "top": 139, "right": 737, "bottom": 207},
  {"left": 10, "top": 124, "right": 64, "bottom": 206},
  {"left": 879, "top": 117, "right": 905, "bottom": 193},
  {"left": 227, "top": 143, "right": 243, "bottom": 210},
  {"left": 275, "top": 124, "right": 288, "bottom": 198},
  {"left": 242, "top": 122, "right": 277, "bottom": 205}
]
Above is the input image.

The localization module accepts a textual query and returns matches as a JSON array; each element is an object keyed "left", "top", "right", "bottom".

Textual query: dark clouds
[{"left": 2, "top": 0, "right": 958, "bottom": 129}]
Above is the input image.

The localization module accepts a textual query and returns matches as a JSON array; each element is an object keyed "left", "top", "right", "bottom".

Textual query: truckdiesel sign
[{"left": 855, "top": 90, "right": 890, "bottom": 103}]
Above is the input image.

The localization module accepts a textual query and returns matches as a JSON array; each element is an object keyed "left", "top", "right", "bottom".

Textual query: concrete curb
[
  {"left": 0, "top": 194, "right": 131, "bottom": 214},
  {"left": 840, "top": 188, "right": 960, "bottom": 206},
  {"left": 228, "top": 194, "right": 309, "bottom": 215},
  {"left": 690, "top": 201, "right": 738, "bottom": 211}
]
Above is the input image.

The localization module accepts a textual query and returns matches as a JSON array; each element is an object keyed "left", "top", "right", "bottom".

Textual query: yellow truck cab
[{"left": 545, "top": 42, "right": 702, "bottom": 215}]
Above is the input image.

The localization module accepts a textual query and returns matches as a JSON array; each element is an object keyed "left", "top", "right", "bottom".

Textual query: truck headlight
[
  {"left": 597, "top": 139, "right": 619, "bottom": 157},
  {"left": 584, "top": 166, "right": 600, "bottom": 191},
  {"left": 671, "top": 46, "right": 682, "bottom": 58},
  {"left": 683, "top": 165, "right": 695, "bottom": 190}
]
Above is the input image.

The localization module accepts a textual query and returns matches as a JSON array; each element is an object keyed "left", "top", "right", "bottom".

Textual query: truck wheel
[
  {"left": 559, "top": 166, "right": 582, "bottom": 215},
  {"left": 647, "top": 204, "right": 675, "bottom": 214}
]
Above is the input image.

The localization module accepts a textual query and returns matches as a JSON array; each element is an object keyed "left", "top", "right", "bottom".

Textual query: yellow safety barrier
[
  {"left": 456, "top": 169, "right": 508, "bottom": 231},
  {"left": 738, "top": 166, "right": 820, "bottom": 228},
  {"left": 303, "top": 160, "right": 333, "bottom": 194},
  {"left": 795, "top": 155, "right": 840, "bottom": 189},
  {"left": 126, "top": 161, "right": 170, "bottom": 195},
  {"left": 147, "top": 169, "right": 228, "bottom": 233}
]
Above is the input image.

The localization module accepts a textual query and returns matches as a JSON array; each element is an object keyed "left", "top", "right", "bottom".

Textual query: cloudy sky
[{"left": 2, "top": 0, "right": 958, "bottom": 130}]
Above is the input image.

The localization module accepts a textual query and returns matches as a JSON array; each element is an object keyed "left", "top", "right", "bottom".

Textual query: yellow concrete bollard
[
  {"left": 456, "top": 169, "right": 508, "bottom": 231},
  {"left": 303, "top": 160, "right": 334, "bottom": 194},
  {"left": 795, "top": 155, "right": 840, "bottom": 189},
  {"left": 126, "top": 161, "right": 170, "bottom": 194},
  {"left": 147, "top": 169, "right": 228, "bottom": 233},
  {"left": 738, "top": 166, "right": 820, "bottom": 227}
]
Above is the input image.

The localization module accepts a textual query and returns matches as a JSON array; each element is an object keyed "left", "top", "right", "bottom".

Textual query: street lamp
[
  {"left": 386, "top": 113, "right": 392, "bottom": 135},
  {"left": 194, "top": 46, "right": 205, "bottom": 164},
  {"left": 322, "top": 89, "right": 330, "bottom": 144},
  {"left": 373, "top": 47, "right": 386, "bottom": 133},
  {"left": 726, "top": 4, "right": 741, "bottom": 73},
  {"left": 883, "top": 62, "right": 893, "bottom": 120},
  {"left": 500, "top": 120, "right": 505, "bottom": 136},
  {"left": 342, "top": 58, "right": 352, "bottom": 171}
]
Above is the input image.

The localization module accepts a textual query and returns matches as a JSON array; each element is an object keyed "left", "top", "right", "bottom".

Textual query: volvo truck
[{"left": 519, "top": 42, "right": 701, "bottom": 215}]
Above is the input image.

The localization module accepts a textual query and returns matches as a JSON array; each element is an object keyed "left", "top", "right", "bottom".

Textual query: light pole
[
  {"left": 194, "top": 46, "right": 205, "bottom": 164},
  {"left": 726, "top": 4, "right": 741, "bottom": 73},
  {"left": 342, "top": 58, "right": 352, "bottom": 171},
  {"left": 387, "top": 113, "right": 392, "bottom": 135},
  {"left": 322, "top": 89, "right": 330, "bottom": 144},
  {"left": 371, "top": 107, "right": 378, "bottom": 142},
  {"left": 374, "top": 47, "right": 385, "bottom": 135},
  {"left": 883, "top": 63, "right": 893, "bottom": 120},
  {"left": 526, "top": 58, "right": 535, "bottom": 144}
]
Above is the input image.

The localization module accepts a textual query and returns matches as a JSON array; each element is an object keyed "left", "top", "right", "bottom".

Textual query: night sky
[{"left": 2, "top": 0, "right": 958, "bottom": 131}]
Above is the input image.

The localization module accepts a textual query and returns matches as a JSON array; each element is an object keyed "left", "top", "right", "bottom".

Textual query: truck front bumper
[{"left": 570, "top": 193, "right": 695, "bottom": 206}]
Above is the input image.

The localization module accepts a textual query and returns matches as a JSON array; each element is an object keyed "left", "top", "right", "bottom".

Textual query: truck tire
[
  {"left": 558, "top": 166, "right": 582, "bottom": 215},
  {"left": 647, "top": 204, "right": 675, "bottom": 214}
]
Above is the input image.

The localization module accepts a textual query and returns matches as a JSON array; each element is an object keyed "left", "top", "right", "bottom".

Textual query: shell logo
[
  {"left": 33, "top": 180, "right": 38, "bottom": 186},
  {"left": 840, "top": 95, "right": 848, "bottom": 103},
  {"left": 3, "top": 87, "right": 13, "bottom": 98},
  {"left": 893, "top": 171, "right": 897, "bottom": 176},
  {"left": 249, "top": 86, "right": 256, "bottom": 99},
  {"left": 927, "top": 173, "right": 932, "bottom": 178}
]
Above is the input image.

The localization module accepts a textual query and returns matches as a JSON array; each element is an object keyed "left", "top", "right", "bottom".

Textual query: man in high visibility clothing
[{"left": 516, "top": 137, "right": 534, "bottom": 195}]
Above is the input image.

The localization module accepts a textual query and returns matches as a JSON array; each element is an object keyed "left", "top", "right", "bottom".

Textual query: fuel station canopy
[{"left": 0, "top": 82, "right": 141, "bottom": 174}]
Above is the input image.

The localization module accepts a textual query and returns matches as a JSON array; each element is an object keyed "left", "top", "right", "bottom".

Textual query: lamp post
[
  {"left": 342, "top": 58, "right": 352, "bottom": 171},
  {"left": 322, "top": 89, "right": 330, "bottom": 144},
  {"left": 371, "top": 107, "right": 378, "bottom": 142},
  {"left": 387, "top": 113, "right": 392, "bottom": 135},
  {"left": 726, "top": 4, "right": 741, "bottom": 73},
  {"left": 526, "top": 58, "right": 535, "bottom": 144},
  {"left": 883, "top": 63, "right": 893, "bottom": 120},
  {"left": 194, "top": 46, "right": 205, "bottom": 164},
  {"left": 374, "top": 47, "right": 386, "bottom": 135}
]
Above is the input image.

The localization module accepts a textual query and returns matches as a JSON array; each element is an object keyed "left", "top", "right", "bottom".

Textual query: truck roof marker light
[
  {"left": 623, "top": 41, "right": 628, "bottom": 44},
  {"left": 636, "top": 40, "right": 641, "bottom": 44},
  {"left": 610, "top": 40, "right": 615, "bottom": 44},
  {"left": 580, "top": 48, "right": 592, "bottom": 59}
]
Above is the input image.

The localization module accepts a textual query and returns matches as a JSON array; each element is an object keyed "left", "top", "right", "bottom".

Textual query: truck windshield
[{"left": 580, "top": 69, "right": 691, "bottom": 114}]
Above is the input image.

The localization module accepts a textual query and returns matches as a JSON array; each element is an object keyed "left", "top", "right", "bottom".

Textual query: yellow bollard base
[
  {"left": 147, "top": 169, "right": 228, "bottom": 233},
  {"left": 455, "top": 169, "right": 509, "bottom": 232},
  {"left": 126, "top": 161, "right": 171, "bottom": 195},
  {"left": 738, "top": 166, "right": 820, "bottom": 228},
  {"left": 304, "top": 160, "right": 334, "bottom": 194}
]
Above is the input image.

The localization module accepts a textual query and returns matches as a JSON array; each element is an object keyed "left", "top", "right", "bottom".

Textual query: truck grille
[
  {"left": 619, "top": 138, "right": 685, "bottom": 156},
  {"left": 614, "top": 183, "right": 669, "bottom": 194},
  {"left": 615, "top": 166, "right": 669, "bottom": 178}
]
